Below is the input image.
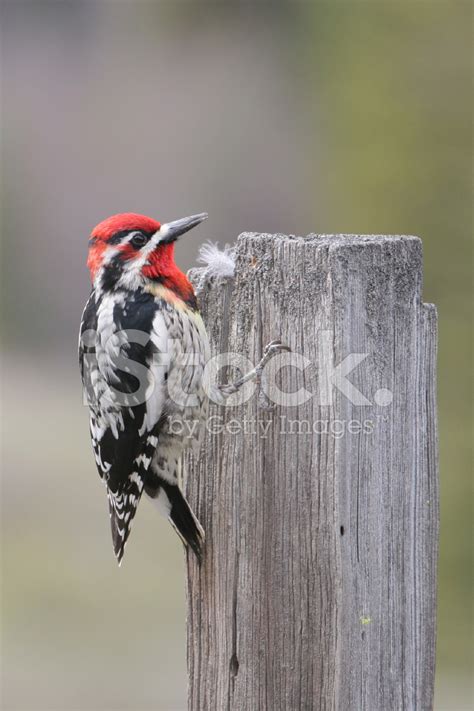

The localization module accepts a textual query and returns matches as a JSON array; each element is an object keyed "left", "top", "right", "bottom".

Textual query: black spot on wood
[{"left": 230, "top": 652, "right": 239, "bottom": 677}]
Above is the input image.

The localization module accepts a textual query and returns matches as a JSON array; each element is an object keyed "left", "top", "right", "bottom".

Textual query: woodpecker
[
  {"left": 79, "top": 211, "right": 211, "bottom": 565},
  {"left": 79, "top": 211, "right": 288, "bottom": 566}
]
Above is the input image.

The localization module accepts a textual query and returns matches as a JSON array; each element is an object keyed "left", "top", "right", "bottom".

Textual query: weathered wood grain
[{"left": 185, "top": 234, "right": 439, "bottom": 711}]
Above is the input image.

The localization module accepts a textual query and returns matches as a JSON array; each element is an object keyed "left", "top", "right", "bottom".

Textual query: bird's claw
[
  {"left": 215, "top": 339, "right": 291, "bottom": 407},
  {"left": 256, "top": 339, "right": 291, "bottom": 410},
  {"left": 262, "top": 339, "right": 291, "bottom": 359}
]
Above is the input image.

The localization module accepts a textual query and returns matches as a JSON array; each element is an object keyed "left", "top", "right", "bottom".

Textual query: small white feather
[{"left": 197, "top": 241, "right": 235, "bottom": 278}]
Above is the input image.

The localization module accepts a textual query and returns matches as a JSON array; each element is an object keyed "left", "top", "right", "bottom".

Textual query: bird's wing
[{"left": 79, "top": 289, "right": 170, "bottom": 562}]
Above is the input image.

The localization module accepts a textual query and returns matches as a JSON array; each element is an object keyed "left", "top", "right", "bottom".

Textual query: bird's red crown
[{"left": 87, "top": 211, "right": 207, "bottom": 307}]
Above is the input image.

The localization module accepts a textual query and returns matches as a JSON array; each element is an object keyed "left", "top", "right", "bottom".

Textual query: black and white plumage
[{"left": 79, "top": 212, "right": 210, "bottom": 565}]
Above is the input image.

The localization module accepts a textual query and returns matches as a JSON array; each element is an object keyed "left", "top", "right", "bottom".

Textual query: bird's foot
[
  {"left": 217, "top": 339, "right": 291, "bottom": 409},
  {"left": 254, "top": 340, "right": 291, "bottom": 410}
]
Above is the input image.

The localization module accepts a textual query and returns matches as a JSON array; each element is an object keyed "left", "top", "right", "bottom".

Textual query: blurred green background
[{"left": 1, "top": 1, "right": 472, "bottom": 709}]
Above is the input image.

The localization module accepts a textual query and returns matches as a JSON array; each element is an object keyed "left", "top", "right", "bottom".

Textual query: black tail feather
[
  {"left": 108, "top": 487, "right": 143, "bottom": 566},
  {"left": 160, "top": 481, "right": 205, "bottom": 564}
]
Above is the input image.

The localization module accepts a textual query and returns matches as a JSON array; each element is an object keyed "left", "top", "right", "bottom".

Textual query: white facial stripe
[
  {"left": 102, "top": 245, "right": 120, "bottom": 265},
  {"left": 114, "top": 229, "right": 163, "bottom": 290},
  {"left": 100, "top": 232, "right": 137, "bottom": 266},
  {"left": 95, "top": 228, "right": 165, "bottom": 292},
  {"left": 157, "top": 223, "right": 170, "bottom": 242},
  {"left": 127, "top": 229, "right": 162, "bottom": 271}
]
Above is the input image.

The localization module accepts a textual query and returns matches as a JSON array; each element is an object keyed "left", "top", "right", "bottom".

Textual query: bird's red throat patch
[{"left": 142, "top": 243, "right": 195, "bottom": 305}]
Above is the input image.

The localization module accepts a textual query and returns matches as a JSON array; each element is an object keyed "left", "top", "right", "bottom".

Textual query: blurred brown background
[{"left": 1, "top": 1, "right": 472, "bottom": 710}]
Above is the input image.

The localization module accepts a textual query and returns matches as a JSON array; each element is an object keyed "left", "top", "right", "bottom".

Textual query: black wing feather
[{"left": 79, "top": 288, "right": 167, "bottom": 563}]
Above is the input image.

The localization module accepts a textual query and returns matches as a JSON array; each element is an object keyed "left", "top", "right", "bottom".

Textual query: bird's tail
[
  {"left": 148, "top": 479, "right": 204, "bottom": 564},
  {"left": 108, "top": 483, "right": 143, "bottom": 566}
]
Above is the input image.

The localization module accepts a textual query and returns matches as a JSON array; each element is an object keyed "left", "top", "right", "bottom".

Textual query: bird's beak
[{"left": 159, "top": 212, "right": 208, "bottom": 244}]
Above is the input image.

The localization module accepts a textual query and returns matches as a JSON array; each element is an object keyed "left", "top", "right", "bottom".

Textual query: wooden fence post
[{"left": 185, "top": 233, "right": 439, "bottom": 711}]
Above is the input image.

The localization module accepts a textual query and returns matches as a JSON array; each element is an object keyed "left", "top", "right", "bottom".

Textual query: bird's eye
[{"left": 131, "top": 232, "right": 148, "bottom": 248}]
